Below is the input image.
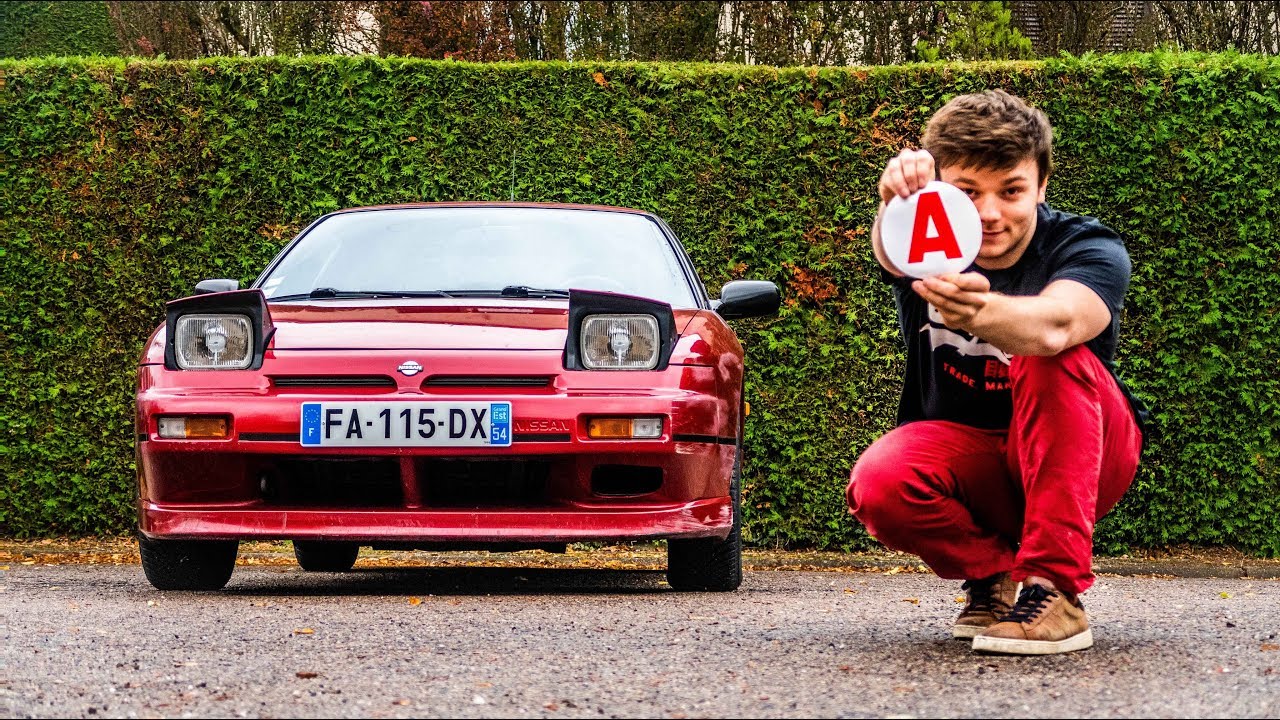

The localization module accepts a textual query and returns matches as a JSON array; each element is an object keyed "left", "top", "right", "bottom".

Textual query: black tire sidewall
[
  {"left": 138, "top": 536, "right": 237, "bottom": 591},
  {"left": 292, "top": 540, "right": 360, "bottom": 572}
]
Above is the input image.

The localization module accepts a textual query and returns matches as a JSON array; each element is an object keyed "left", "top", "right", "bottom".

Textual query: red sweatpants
[{"left": 846, "top": 345, "right": 1142, "bottom": 595}]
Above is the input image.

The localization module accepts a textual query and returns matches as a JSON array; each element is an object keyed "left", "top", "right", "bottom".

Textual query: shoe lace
[
  {"left": 960, "top": 576, "right": 1001, "bottom": 613},
  {"left": 999, "top": 584, "right": 1058, "bottom": 623}
]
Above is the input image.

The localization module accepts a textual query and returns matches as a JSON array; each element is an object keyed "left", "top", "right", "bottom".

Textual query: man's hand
[
  {"left": 872, "top": 149, "right": 937, "bottom": 276},
  {"left": 879, "top": 148, "right": 936, "bottom": 205},
  {"left": 912, "top": 272, "right": 992, "bottom": 331}
]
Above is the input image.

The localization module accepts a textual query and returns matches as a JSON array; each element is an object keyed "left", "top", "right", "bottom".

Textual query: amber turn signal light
[
  {"left": 157, "top": 416, "right": 230, "bottom": 439},
  {"left": 586, "top": 417, "right": 663, "bottom": 440}
]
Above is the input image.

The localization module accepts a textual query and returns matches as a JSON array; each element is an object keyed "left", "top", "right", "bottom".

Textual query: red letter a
[{"left": 908, "top": 191, "right": 962, "bottom": 263}]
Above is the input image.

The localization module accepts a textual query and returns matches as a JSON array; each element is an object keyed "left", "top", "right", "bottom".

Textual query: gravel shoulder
[{"left": 2, "top": 537, "right": 1278, "bottom": 579}]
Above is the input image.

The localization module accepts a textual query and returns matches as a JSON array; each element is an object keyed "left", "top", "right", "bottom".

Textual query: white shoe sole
[{"left": 972, "top": 628, "right": 1094, "bottom": 655}]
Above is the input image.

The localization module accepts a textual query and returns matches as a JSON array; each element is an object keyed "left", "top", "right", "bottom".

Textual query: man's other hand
[{"left": 912, "top": 272, "right": 991, "bottom": 330}]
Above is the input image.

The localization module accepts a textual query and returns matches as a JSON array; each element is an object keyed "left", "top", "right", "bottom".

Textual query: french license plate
[{"left": 299, "top": 401, "right": 512, "bottom": 447}]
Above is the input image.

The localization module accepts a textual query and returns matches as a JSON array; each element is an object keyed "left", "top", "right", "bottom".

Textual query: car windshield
[{"left": 257, "top": 207, "right": 699, "bottom": 307}]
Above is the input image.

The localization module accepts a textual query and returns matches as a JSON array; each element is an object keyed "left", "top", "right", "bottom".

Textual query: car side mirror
[
  {"left": 194, "top": 278, "right": 240, "bottom": 295},
  {"left": 714, "top": 280, "right": 780, "bottom": 320}
]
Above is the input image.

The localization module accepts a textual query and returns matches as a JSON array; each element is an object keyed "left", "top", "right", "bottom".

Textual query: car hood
[{"left": 264, "top": 300, "right": 700, "bottom": 351}]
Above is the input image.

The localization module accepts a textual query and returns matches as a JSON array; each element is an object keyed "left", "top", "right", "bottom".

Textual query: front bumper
[{"left": 136, "top": 351, "right": 739, "bottom": 544}]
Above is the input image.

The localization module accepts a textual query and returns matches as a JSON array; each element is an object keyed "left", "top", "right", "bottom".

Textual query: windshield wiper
[
  {"left": 499, "top": 286, "right": 570, "bottom": 298},
  {"left": 268, "top": 288, "right": 455, "bottom": 301},
  {"left": 428, "top": 286, "right": 570, "bottom": 299}
]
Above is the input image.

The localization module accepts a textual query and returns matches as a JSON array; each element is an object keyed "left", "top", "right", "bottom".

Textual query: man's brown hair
[{"left": 921, "top": 89, "right": 1053, "bottom": 183}]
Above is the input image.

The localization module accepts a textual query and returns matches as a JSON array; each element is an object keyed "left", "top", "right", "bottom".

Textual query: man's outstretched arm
[{"left": 913, "top": 273, "right": 1111, "bottom": 357}]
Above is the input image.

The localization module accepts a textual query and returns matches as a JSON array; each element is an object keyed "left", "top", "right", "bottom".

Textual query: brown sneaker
[
  {"left": 953, "top": 572, "right": 1018, "bottom": 639},
  {"left": 971, "top": 583, "right": 1093, "bottom": 655}
]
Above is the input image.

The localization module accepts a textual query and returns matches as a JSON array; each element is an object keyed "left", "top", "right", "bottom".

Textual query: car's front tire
[
  {"left": 138, "top": 536, "right": 238, "bottom": 591},
  {"left": 666, "top": 442, "right": 743, "bottom": 592},
  {"left": 293, "top": 541, "right": 360, "bottom": 572}
]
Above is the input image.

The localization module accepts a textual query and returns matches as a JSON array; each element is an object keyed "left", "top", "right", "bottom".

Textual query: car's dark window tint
[{"left": 259, "top": 208, "right": 698, "bottom": 307}]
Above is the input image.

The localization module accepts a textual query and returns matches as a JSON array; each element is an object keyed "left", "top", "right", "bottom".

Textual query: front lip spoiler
[{"left": 139, "top": 498, "right": 733, "bottom": 543}]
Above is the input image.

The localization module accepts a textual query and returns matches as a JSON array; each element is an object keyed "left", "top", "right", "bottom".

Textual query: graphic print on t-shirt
[
  {"left": 921, "top": 304, "right": 1012, "bottom": 364},
  {"left": 920, "top": 304, "right": 1012, "bottom": 392}
]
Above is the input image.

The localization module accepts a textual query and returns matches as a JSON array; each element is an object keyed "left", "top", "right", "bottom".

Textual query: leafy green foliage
[
  {"left": 0, "top": 1, "right": 120, "bottom": 58},
  {"left": 917, "top": 1, "right": 1035, "bottom": 62},
  {"left": 2, "top": 54, "right": 1278, "bottom": 555}
]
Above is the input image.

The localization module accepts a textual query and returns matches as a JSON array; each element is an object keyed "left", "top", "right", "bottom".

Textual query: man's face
[{"left": 939, "top": 157, "right": 1047, "bottom": 270}]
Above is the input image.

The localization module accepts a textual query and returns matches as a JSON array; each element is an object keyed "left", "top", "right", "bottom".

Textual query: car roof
[{"left": 331, "top": 202, "right": 654, "bottom": 216}]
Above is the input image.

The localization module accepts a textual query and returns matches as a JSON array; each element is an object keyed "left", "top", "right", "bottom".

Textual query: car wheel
[
  {"left": 666, "top": 438, "right": 743, "bottom": 592},
  {"left": 138, "top": 536, "right": 238, "bottom": 591},
  {"left": 293, "top": 541, "right": 360, "bottom": 572}
]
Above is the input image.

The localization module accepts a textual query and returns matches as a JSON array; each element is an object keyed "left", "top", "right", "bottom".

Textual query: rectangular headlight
[
  {"left": 174, "top": 314, "right": 253, "bottom": 370},
  {"left": 580, "top": 314, "right": 660, "bottom": 370}
]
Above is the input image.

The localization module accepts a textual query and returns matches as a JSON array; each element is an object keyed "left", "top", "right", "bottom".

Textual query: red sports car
[{"left": 135, "top": 203, "right": 779, "bottom": 591}]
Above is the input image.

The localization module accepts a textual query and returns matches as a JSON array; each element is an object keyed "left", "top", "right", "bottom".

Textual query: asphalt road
[{"left": 1, "top": 562, "right": 1278, "bottom": 719}]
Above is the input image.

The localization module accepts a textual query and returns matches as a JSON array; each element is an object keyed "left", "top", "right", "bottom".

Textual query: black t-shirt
[{"left": 887, "top": 203, "right": 1147, "bottom": 437}]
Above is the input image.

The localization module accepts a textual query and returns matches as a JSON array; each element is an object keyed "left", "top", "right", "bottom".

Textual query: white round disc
[{"left": 880, "top": 180, "right": 982, "bottom": 278}]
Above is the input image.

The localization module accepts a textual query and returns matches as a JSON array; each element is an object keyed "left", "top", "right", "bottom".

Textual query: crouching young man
[{"left": 847, "top": 90, "right": 1147, "bottom": 655}]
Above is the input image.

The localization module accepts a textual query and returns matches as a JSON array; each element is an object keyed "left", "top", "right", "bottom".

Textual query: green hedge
[
  {"left": 2, "top": 54, "right": 1278, "bottom": 554},
  {"left": 0, "top": 2, "right": 119, "bottom": 58}
]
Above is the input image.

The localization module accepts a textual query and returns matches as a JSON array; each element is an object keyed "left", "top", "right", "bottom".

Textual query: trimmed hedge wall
[{"left": 2, "top": 54, "right": 1278, "bottom": 553}]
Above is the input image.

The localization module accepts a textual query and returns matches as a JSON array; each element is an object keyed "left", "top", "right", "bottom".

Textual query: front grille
[
  {"left": 264, "top": 458, "right": 402, "bottom": 508},
  {"left": 271, "top": 375, "right": 396, "bottom": 388},
  {"left": 420, "top": 459, "right": 550, "bottom": 507},
  {"left": 423, "top": 375, "right": 553, "bottom": 388}
]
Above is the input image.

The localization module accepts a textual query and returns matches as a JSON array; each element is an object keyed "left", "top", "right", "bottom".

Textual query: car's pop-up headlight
[
  {"left": 564, "top": 289, "right": 675, "bottom": 372},
  {"left": 174, "top": 314, "right": 253, "bottom": 369},
  {"left": 580, "top": 314, "right": 660, "bottom": 370},
  {"left": 164, "top": 289, "right": 273, "bottom": 371}
]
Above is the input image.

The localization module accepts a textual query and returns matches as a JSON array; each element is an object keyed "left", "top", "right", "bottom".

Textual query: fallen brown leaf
[
  {"left": 296, "top": 671, "right": 319, "bottom": 679},
  {"left": 1262, "top": 643, "right": 1280, "bottom": 652},
  {"left": 408, "top": 597, "right": 422, "bottom": 606},
  {"left": 902, "top": 597, "right": 920, "bottom": 605},
  {"left": 293, "top": 628, "right": 314, "bottom": 635}
]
